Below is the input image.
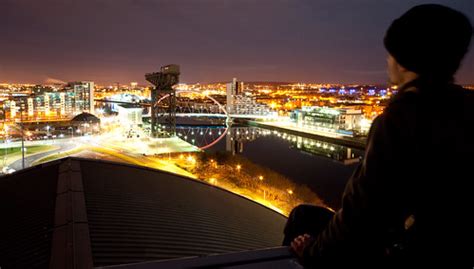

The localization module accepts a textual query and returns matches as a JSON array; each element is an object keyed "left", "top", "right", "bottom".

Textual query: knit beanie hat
[{"left": 384, "top": 4, "right": 472, "bottom": 80}]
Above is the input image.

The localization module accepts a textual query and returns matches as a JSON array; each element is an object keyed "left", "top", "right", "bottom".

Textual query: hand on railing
[{"left": 290, "top": 234, "right": 314, "bottom": 259}]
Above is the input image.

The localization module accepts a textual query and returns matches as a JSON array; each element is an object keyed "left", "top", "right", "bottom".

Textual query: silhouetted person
[{"left": 284, "top": 4, "right": 473, "bottom": 267}]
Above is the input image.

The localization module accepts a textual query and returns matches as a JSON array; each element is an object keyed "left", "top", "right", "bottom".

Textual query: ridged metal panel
[
  {"left": 0, "top": 163, "right": 59, "bottom": 269},
  {"left": 99, "top": 247, "right": 298, "bottom": 269},
  {"left": 49, "top": 159, "right": 93, "bottom": 269},
  {"left": 79, "top": 160, "right": 286, "bottom": 267}
]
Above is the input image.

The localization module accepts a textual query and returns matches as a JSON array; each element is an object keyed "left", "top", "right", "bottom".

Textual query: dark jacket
[{"left": 303, "top": 78, "right": 474, "bottom": 267}]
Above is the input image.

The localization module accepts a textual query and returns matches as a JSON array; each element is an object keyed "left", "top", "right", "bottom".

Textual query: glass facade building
[{"left": 291, "top": 106, "right": 364, "bottom": 136}]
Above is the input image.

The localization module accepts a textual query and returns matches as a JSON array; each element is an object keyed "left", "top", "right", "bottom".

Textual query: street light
[
  {"left": 186, "top": 155, "right": 195, "bottom": 163},
  {"left": 2, "top": 125, "right": 9, "bottom": 167},
  {"left": 210, "top": 159, "right": 217, "bottom": 168},
  {"left": 258, "top": 176, "right": 266, "bottom": 201},
  {"left": 19, "top": 105, "right": 25, "bottom": 169}
]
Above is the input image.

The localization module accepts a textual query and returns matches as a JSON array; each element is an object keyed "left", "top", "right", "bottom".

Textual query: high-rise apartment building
[{"left": 65, "top": 81, "right": 95, "bottom": 114}]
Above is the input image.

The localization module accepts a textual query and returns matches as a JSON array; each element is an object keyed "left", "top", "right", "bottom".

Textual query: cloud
[{"left": 44, "top": 77, "right": 66, "bottom": 85}]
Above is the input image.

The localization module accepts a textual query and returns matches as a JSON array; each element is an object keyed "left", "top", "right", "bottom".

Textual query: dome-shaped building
[{"left": 70, "top": 112, "right": 100, "bottom": 135}]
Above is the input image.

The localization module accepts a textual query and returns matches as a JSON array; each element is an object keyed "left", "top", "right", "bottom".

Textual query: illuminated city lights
[{"left": 2, "top": 78, "right": 471, "bottom": 219}]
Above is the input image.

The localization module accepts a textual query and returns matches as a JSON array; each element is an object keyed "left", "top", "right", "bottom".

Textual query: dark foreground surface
[{"left": 0, "top": 157, "right": 287, "bottom": 268}]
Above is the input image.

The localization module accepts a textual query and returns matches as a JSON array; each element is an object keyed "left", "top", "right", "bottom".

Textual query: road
[
  {"left": 4, "top": 128, "right": 198, "bottom": 179},
  {"left": 9, "top": 141, "right": 77, "bottom": 171}
]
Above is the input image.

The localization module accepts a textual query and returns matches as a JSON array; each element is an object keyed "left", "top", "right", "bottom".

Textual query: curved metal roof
[
  {"left": 71, "top": 112, "right": 100, "bottom": 123},
  {"left": 0, "top": 157, "right": 287, "bottom": 268}
]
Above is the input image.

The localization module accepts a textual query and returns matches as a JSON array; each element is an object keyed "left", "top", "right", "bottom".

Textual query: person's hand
[{"left": 290, "top": 234, "right": 314, "bottom": 258}]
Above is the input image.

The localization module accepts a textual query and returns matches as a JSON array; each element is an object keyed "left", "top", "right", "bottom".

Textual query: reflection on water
[
  {"left": 176, "top": 125, "right": 362, "bottom": 163},
  {"left": 176, "top": 125, "right": 364, "bottom": 209}
]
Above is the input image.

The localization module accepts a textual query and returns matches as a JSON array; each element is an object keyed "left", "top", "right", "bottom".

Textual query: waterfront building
[
  {"left": 291, "top": 106, "right": 364, "bottom": 136},
  {"left": 65, "top": 81, "right": 95, "bottom": 114},
  {"left": 117, "top": 103, "right": 143, "bottom": 128},
  {"left": 226, "top": 78, "right": 240, "bottom": 113},
  {"left": 9, "top": 100, "right": 16, "bottom": 118},
  {"left": 27, "top": 97, "right": 34, "bottom": 117},
  {"left": 0, "top": 81, "right": 96, "bottom": 121},
  {"left": 233, "top": 94, "right": 273, "bottom": 116},
  {"left": 226, "top": 78, "right": 274, "bottom": 116}
]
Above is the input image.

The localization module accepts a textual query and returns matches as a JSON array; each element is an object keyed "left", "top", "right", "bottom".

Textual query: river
[{"left": 176, "top": 124, "right": 365, "bottom": 209}]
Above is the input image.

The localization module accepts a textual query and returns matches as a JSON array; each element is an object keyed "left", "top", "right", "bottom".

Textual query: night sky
[{"left": 1, "top": 0, "right": 473, "bottom": 85}]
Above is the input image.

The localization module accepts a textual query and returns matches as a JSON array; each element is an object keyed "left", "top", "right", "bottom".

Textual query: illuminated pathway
[{"left": 20, "top": 130, "right": 200, "bottom": 178}]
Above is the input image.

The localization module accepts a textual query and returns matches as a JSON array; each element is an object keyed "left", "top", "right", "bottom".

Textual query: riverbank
[
  {"left": 243, "top": 120, "right": 366, "bottom": 150},
  {"left": 158, "top": 151, "right": 327, "bottom": 216}
]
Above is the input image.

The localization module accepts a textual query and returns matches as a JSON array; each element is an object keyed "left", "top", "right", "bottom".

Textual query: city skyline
[{"left": 1, "top": 0, "right": 473, "bottom": 85}]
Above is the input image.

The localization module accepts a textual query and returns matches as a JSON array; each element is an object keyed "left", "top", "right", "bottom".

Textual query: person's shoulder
[
  {"left": 459, "top": 86, "right": 474, "bottom": 101},
  {"left": 458, "top": 87, "right": 474, "bottom": 116},
  {"left": 384, "top": 90, "right": 419, "bottom": 120},
  {"left": 443, "top": 84, "right": 474, "bottom": 109},
  {"left": 387, "top": 85, "right": 422, "bottom": 111},
  {"left": 373, "top": 89, "right": 420, "bottom": 137}
]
